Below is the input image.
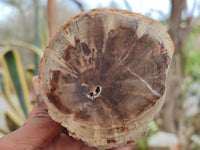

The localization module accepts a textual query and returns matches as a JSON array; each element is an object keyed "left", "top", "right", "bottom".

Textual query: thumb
[
  {"left": 0, "top": 76, "right": 63, "bottom": 150},
  {"left": 20, "top": 76, "right": 62, "bottom": 146},
  {"left": 23, "top": 96, "right": 62, "bottom": 147}
]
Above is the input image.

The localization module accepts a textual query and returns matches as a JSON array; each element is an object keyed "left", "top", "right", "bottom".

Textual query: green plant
[
  {"left": 0, "top": 45, "right": 42, "bottom": 133},
  {"left": 135, "top": 121, "right": 159, "bottom": 150},
  {"left": 0, "top": 0, "right": 48, "bottom": 135},
  {"left": 184, "top": 50, "right": 200, "bottom": 80},
  {"left": 191, "top": 135, "right": 200, "bottom": 150}
]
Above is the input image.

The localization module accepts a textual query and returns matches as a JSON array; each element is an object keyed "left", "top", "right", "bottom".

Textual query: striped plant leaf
[
  {"left": 0, "top": 40, "right": 43, "bottom": 58},
  {"left": 4, "top": 110, "right": 22, "bottom": 131},
  {"left": 25, "top": 65, "right": 35, "bottom": 81},
  {"left": 0, "top": 70, "right": 18, "bottom": 113},
  {"left": 1, "top": 49, "right": 32, "bottom": 118},
  {"left": 0, "top": 69, "right": 25, "bottom": 120},
  {"left": 25, "top": 65, "right": 36, "bottom": 98},
  {"left": 0, "top": 128, "right": 9, "bottom": 135}
]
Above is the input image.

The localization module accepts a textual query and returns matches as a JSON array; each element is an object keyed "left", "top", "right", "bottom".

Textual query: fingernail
[
  {"left": 33, "top": 76, "right": 39, "bottom": 95},
  {"left": 37, "top": 94, "right": 47, "bottom": 109},
  {"left": 37, "top": 94, "right": 42, "bottom": 105}
]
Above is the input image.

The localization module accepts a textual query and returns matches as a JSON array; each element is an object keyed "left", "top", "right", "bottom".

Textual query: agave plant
[
  {"left": 0, "top": 0, "right": 52, "bottom": 135},
  {"left": 0, "top": 43, "right": 43, "bottom": 133}
]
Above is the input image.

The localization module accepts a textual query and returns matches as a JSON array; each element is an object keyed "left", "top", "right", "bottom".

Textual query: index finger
[
  {"left": 24, "top": 76, "right": 40, "bottom": 124},
  {"left": 111, "top": 142, "right": 137, "bottom": 150}
]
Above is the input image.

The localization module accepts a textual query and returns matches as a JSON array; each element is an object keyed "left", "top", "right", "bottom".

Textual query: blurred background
[{"left": 0, "top": 0, "right": 200, "bottom": 149}]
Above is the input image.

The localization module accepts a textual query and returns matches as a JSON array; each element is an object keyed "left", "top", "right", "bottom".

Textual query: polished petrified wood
[{"left": 39, "top": 8, "right": 174, "bottom": 149}]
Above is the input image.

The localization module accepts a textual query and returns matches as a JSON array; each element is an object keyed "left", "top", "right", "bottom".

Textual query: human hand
[{"left": 0, "top": 76, "right": 136, "bottom": 150}]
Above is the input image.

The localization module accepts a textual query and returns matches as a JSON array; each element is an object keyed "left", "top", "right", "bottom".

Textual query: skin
[{"left": 0, "top": 76, "right": 136, "bottom": 150}]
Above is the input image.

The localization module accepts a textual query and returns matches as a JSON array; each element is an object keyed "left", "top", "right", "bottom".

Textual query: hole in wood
[{"left": 86, "top": 85, "right": 102, "bottom": 101}]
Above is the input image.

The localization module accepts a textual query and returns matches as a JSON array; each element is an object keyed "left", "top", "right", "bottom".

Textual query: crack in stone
[{"left": 119, "top": 59, "right": 161, "bottom": 98}]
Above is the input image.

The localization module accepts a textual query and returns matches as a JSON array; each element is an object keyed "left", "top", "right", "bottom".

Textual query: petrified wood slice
[{"left": 39, "top": 8, "right": 174, "bottom": 149}]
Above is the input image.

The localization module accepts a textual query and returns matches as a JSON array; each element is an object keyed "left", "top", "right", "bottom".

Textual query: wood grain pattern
[{"left": 39, "top": 8, "right": 174, "bottom": 149}]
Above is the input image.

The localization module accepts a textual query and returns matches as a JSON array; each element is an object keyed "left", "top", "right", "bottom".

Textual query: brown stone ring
[{"left": 39, "top": 8, "right": 174, "bottom": 149}]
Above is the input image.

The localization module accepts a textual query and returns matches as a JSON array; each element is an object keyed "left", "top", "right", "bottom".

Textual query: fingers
[
  {"left": 30, "top": 75, "right": 62, "bottom": 133},
  {"left": 111, "top": 142, "right": 137, "bottom": 150},
  {"left": 19, "top": 76, "right": 63, "bottom": 148},
  {"left": 24, "top": 76, "right": 40, "bottom": 124},
  {"left": 25, "top": 76, "right": 44, "bottom": 124},
  {"left": 24, "top": 103, "right": 38, "bottom": 125},
  {"left": 33, "top": 76, "right": 47, "bottom": 110},
  {"left": 47, "top": 133, "right": 97, "bottom": 150},
  {"left": 129, "top": 142, "right": 137, "bottom": 149},
  {"left": 33, "top": 76, "right": 39, "bottom": 95}
]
